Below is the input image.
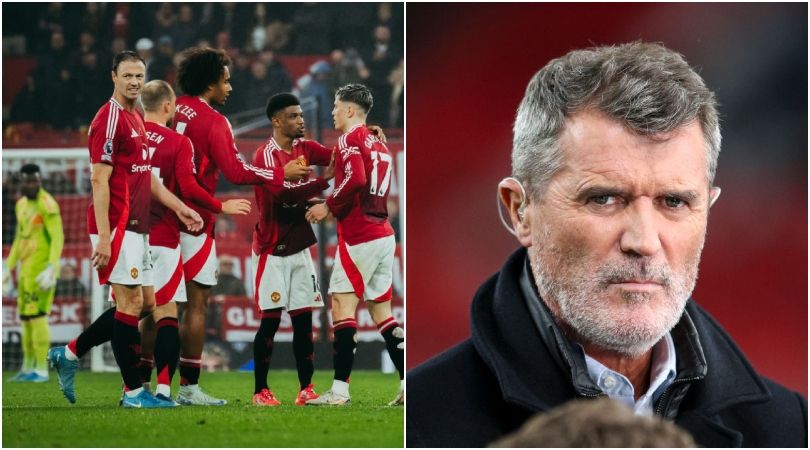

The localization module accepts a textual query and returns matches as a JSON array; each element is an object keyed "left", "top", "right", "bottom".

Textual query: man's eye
[
  {"left": 590, "top": 195, "right": 616, "bottom": 206},
  {"left": 664, "top": 196, "right": 685, "bottom": 208}
]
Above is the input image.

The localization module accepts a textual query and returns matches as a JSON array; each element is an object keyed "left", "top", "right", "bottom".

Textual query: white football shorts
[
  {"left": 180, "top": 232, "right": 218, "bottom": 287},
  {"left": 329, "top": 235, "right": 395, "bottom": 302},
  {"left": 253, "top": 248, "right": 324, "bottom": 312},
  {"left": 149, "top": 244, "right": 187, "bottom": 305},
  {"left": 90, "top": 231, "right": 149, "bottom": 286}
]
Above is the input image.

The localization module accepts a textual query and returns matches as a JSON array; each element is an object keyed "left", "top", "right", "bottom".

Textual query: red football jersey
[
  {"left": 87, "top": 98, "right": 151, "bottom": 235},
  {"left": 145, "top": 122, "right": 190, "bottom": 247},
  {"left": 251, "top": 137, "right": 332, "bottom": 256},
  {"left": 172, "top": 95, "right": 284, "bottom": 236},
  {"left": 326, "top": 124, "right": 395, "bottom": 245}
]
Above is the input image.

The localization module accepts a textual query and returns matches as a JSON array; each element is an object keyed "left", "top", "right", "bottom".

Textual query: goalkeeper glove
[{"left": 35, "top": 264, "right": 56, "bottom": 290}]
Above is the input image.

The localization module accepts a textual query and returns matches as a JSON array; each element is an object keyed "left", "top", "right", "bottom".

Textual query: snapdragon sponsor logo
[{"left": 131, "top": 164, "right": 152, "bottom": 173}]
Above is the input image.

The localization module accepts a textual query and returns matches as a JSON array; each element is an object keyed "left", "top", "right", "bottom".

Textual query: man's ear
[
  {"left": 498, "top": 178, "right": 532, "bottom": 247},
  {"left": 709, "top": 186, "right": 722, "bottom": 207}
]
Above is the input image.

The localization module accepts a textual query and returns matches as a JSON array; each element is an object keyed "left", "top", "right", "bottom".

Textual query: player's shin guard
[
  {"left": 154, "top": 318, "right": 180, "bottom": 395},
  {"left": 291, "top": 310, "right": 315, "bottom": 390},
  {"left": 30, "top": 316, "right": 51, "bottom": 373},
  {"left": 69, "top": 307, "right": 115, "bottom": 359},
  {"left": 378, "top": 317, "right": 404, "bottom": 379},
  {"left": 111, "top": 311, "right": 143, "bottom": 391},
  {"left": 253, "top": 311, "right": 281, "bottom": 394},
  {"left": 332, "top": 319, "right": 357, "bottom": 383}
]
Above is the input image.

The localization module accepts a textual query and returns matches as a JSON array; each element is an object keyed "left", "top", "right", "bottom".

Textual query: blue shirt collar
[{"left": 580, "top": 333, "right": 677, "bottom": 416}]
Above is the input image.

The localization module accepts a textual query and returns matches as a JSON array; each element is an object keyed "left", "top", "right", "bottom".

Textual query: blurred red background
[{"left": 406, "top": 3, "right": 807, "bottom": 396}]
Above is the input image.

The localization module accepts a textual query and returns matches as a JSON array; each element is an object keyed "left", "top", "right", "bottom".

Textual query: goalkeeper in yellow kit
[{"left": 4, "top": 164, "right": 64, "bottom": 382}]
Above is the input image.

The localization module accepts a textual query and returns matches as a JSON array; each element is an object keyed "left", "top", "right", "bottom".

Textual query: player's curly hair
[{"left": 177, "top": 47, "right": 231, "bottom": 96}]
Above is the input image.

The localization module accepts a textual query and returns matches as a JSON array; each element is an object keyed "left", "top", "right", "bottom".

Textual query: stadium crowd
[{"left": 3, "top": 2, "right": 404, "bottom": 131}]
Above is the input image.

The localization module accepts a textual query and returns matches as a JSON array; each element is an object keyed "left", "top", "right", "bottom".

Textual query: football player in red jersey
[
  {"left": 139, "top": 79, "right": 252, "bottom": 403},
  {"left": 48, "top": 51, "right": 203, "bottom": 408},
  {"left": 171, "top": 47, "right": 310, "bottom": 405},
  {"left": 249, "top": 93, "right": 335, "bottom": 406},
  {"left": 306, "top": 84, "right": 404, "bottom": 406}
]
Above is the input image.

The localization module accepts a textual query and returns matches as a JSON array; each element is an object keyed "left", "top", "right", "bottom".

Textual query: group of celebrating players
[{"left": 41, "top": 47, "right": 404, "bottom": 408}]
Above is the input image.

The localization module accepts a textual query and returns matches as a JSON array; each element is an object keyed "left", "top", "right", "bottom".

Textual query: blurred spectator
[
  {"left": 291, "top": 4, "right": 333, "bottom": 54},
  {"left": 36, "top": 30, "right": 70, "bottom": 84},
  {"left": 148, "top": 36, "right": 175, "bottom": 84},
  {"left": 111, "top": 3, "right": 131, "bottom": 39},
  {"left": 210, "top": 255, "right": 246, "bottom": 297},
  {"left": 43, "top": 170, "right": 76, "bottom": 195},
  {"left": 9, "top": 76, "right": 43, "bottom": 124},
  {"left": 329, "top": 48, "right": 369, "bottom": 94},
  {"left": 248, "top": 3, "right": 269, "bottom": 53},
  {"left": 5, "top": 3, "right": 402, "bottom": 133},
  {"left": 79, "top": 3, "right": 112, "bottom": 45},
  {"left": 388, "top": 58, "right": 404, "bottom": 128},
  {"left": 55, "top": 264, "right": 88, "bottom": 298},
  {"left": 489, "top": 398, "right": 696, "bottom": 448},
  {"left": 75, "top": 51, "right": 108, "bottom": 125},
  {"left": 214, "top": 215, "right": 238, "bottom": 240},
  {"left": 221, "top": 52, "right": 253, "bottom": 114},
  {"left": 48, "top": 68, "right": 78, "bottom": 130},
  {"left": 264, "top": 20, "right": 293, "bottom": 53},
  {"left": 196, "top": 3, "right": 218, "bottom": 44},
  {"left": 135, "top": 38, "right": 154, "bottom": 76},
  {"left": 69, "top": 30, "right": 100, "bottom": 67},
  {"left": 241, "top": 51, "right": 293, "bottom": 111},
  {"left": 152, "top": 3, "right": 175, "bottom": 42},
  {"left": 332, "top": 4, "right": 375, "bottom": 51},
  {"left": 170, "top": 4, "right": 197, "bottom": 52},
  {"left": 297, "top": 60, "right": 333, "bottom": 129},
  {"left": 363, "top": 25, "right": 398, "bottom": 126},
  {"left": 214, "top": 31, "right": 231, "bottom": 52},
  {"left": 110, "top": 36, "right": 126, "bottom": 56},
  {"left": 208, "top": 3, "right": 252, "bottom": 51},
  {"left": 126, "top": 3, "right": 155, "bottom": 47},
  {"left": 35, "top": 3, "right": 74, "bottom": 53},
  {"left": 374, "top": 3, "right": 404, "bottom": 52}
]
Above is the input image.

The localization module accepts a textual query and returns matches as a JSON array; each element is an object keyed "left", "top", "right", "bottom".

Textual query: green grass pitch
[{"left": 2, "top": 370, "right": 403, "bottom": 447}]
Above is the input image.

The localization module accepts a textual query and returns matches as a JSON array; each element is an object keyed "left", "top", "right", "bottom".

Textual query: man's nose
[{"left": 619, "top": 199, "right": 662, "bottom": 257}]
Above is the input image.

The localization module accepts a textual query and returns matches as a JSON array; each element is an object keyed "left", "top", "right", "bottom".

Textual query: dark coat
[{"left": 407, "top": 248, "right": 807, "bottom": 448}]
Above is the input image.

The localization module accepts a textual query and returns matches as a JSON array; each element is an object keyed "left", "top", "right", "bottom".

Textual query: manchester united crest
[
  {"left": 130, "top": 267, "right": 139, "bottom": 279},
  {"left": 271, "top": 292, "right": 281, "bottom": 303}
]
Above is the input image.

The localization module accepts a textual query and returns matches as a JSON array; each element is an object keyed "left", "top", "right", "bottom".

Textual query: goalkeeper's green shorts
[{"left": 17, "top": 275, "right": 55, "bottom": 319}]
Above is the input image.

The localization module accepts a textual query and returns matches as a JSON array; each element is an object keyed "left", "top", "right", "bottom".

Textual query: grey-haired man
[{"left": 407, "top": 42, "right": 807, "bottom": 448}]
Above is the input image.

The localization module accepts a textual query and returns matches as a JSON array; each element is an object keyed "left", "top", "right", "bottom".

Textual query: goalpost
[{"left": 2, "top": 148, "right": 116, "bottom": 372}]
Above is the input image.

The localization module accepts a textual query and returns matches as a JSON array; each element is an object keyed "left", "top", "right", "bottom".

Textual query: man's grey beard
[{"left": 528, "top": 227, "right": 702, "bottom": 358}]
